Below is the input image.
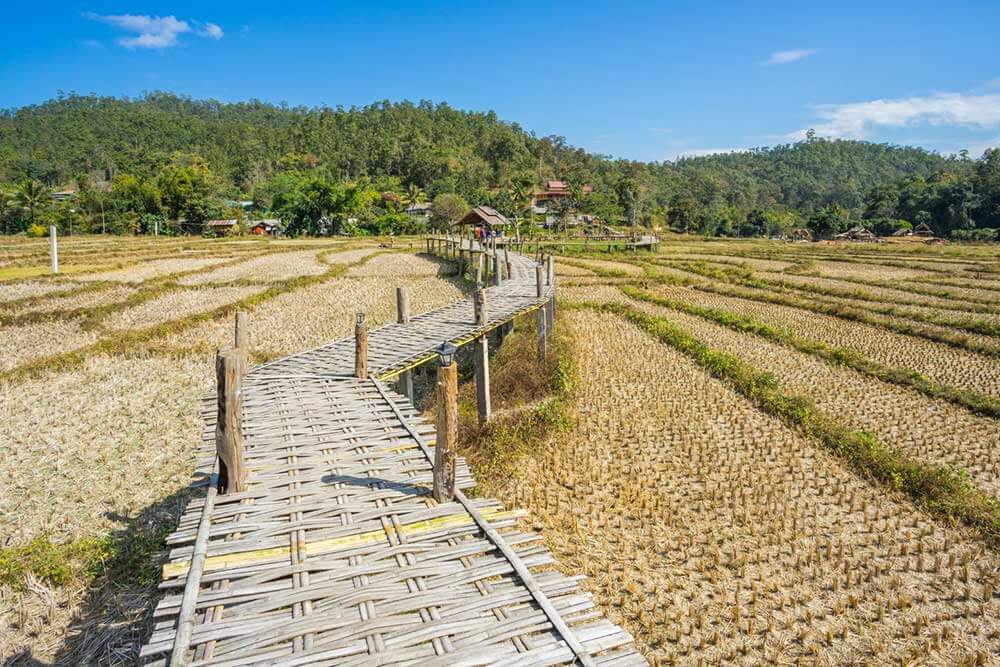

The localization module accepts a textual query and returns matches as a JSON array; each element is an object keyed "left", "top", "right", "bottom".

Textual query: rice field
[
  {"left": 0, "top": 235, "right": 467, "bottom": 664},
  {"left": 2, "top": 233, "right": 999, "bottom": 665}
]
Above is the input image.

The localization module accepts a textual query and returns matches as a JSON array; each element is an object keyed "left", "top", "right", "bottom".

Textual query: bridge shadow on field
[{"left": 42, "top": 482, "right": 202, "bottom": 666}]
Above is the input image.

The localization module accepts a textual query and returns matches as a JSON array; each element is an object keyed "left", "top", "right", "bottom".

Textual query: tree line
[{"left": 0, "top": 92, "right": 996, "bottom": 239}]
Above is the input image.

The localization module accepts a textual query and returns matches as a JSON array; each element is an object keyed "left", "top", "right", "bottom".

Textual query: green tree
[
  {"left": 0, "top": 188, "right": 12, "bottom": 234},
  {"left": 806, "top": 204, "right": 849, "bottom": 239},
  {"left": 430, "top": 193, "right": 468, "bottom": 231},
  {"left": 14, "top": 180, "right": 51, "bottom": 228},
  {"left": 157, "top": 154, "right": 216, "bottom": 227}
]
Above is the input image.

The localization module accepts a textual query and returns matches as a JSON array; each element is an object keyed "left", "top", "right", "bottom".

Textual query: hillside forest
[{"left": 0, "top": 93, "right": 997, "bottom": 240}]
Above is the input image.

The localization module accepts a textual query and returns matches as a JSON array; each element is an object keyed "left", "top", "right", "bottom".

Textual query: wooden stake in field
[
  {"left": 536, "top": 264, "right": 547, "bottom": 362},
  {"left": 354, "top": 311, "right": 368, "bottom": 380},
  {"left": 234, "top": 310, "right": 248, "bottom": 351},
  {"left": 433, "top": 341, "right": 459, "bottom": 502},
  {"left": 473, "top": 288, "right": 491, "bottom": 425},
  {"left": 396, "top": 287, "right": 414, "bottom": 402},
  {"left": 49, "top": 225, "right": 58, "bottom": 274},
  {"left": 215, "top": 348, "right": 247, "bottom": 494}
]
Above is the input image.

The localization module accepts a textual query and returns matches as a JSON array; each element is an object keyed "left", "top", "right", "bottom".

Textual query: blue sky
[{"left": 2, "top": 1, "right": 998, "bottom": 161}]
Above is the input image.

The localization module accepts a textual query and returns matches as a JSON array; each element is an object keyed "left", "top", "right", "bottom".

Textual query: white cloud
[
  {"left": 766, "top": 49, "right": 819, "bottom": 65},
  {"left": 786, "top": 92, "right": 1000, "bottom": 140},
  {"left": 86, "top": 13, "right": 223, "bottom": 48},
  {"left": 197, "top": 22, "right": 224, "bottom": 39}
]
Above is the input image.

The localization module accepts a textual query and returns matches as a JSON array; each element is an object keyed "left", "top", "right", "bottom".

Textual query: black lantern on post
[{"left": 436, "top": 341, "right": 457, "bottom": 367}]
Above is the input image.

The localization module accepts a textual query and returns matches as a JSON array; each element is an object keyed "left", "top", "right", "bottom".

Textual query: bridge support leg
[
  {"left": 396, "top": 288, "right": 413, "bottom": 403},
  {"left": 473, "top": 288, "right": 491, "bottom": 425},
  {"left": 216, "top": 348, "right": 247, "bottom": 494},
  {"left": 433, "top": 358, "right": 458, "bottom": 503}
]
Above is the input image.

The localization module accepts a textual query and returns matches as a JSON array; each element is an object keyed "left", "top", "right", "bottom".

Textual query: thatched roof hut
[
  {"left": 453, "top": 206, "right": 510, "bottom": 231},
  {"left": 913, "top": 222, "right": 935, "bottom": 237}
]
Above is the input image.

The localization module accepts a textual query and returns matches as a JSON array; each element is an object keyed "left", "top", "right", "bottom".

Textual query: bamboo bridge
[{"left": 140, "top": 237, "right": 644, "bottom": 666}]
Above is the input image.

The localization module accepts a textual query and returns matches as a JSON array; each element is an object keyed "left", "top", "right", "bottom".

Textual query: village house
[
  {"left": 205, "top": 219, "right": 239, "bottom": 237},
  {"left": 250, "top": 219, "right": 282, "bottom": 236}
]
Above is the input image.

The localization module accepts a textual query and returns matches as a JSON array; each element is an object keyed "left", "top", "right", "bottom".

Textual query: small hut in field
[
  {"left": 835, "top": 226, "right": 877, "bottom": 242},
  {"left": 913, "top": 222, "right": 935, "bottom": 237},
  {"left": 453, "top": 206, "right": 511, "bottom": 234},
  {"left": 892, "top": 227, "right": 913, "bottom": 237}
]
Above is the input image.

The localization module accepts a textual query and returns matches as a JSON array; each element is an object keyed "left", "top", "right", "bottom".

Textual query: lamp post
[{"left": 433, "top": 341, "right": 458, "bottom": 502}]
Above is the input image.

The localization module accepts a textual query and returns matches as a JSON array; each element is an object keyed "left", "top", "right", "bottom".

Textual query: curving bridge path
[{"left": 141, "top": 239, "right": 644, "bottom": 666}]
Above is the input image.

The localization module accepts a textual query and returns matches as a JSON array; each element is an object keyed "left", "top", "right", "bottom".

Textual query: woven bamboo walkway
[{"left": 141, "top": 239, "right": 644, "bottom": 666}]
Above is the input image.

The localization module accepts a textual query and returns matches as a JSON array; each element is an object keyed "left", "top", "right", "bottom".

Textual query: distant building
[
  {"left": 250, "top": 219, "right": 282, "bottom": 236},
  {"left": 406, "top": 202, "right": 432, "bottom": 217},
  {"left": 834, "top": 226, "right": 878, "bottom": 242},
  {"left": 532, "top": 180, "right": 593, "bottom": 225},
  {"left": 453, "top": 205, "right": 510, "bottom": 233},
  {"left": 913, "top": 222, "right": 935, "bottom": 237},
  {"left": 52, "top": 190, "right": 76, "bottom": 202},
  {"left": 206, "top": 219, "right": 239, "bottom": 237}
]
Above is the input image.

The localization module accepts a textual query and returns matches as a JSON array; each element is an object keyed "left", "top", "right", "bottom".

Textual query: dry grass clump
[
  {"left": 6, "top": 284, "right": 137, "bottom": 316},
  {"left": 161, "top": 274, "right": 465, "bottom": 358},
  {"left": 629, "top": 286, "right": 1000, "bottom": 496},
  {"left": 659, "top": 282, "right": 1000, "bottom": 398},
  {"left": 756, "top": 270, "right": 998, "bottom": 314},
  {"left": 0, "top": 320, "right": 100, "bottom": 372},
  {"left": 560, "top": 256, "right": 647, "bottom": 276},
  {"left": 100, "top": 285, "right": 264, "bottom": 331},
  {"left": 320, "top": 246, "right": 383, "bottom": 265},
  {"left": 554, "top": 262, "right": 597, "bottom": 277},
  {"left": 0, "top": 281, "right": 72, "bottom": 303},
  {"left": 345, "top": 251, "right": 450, "bottom": 277},
  {"left": 0, "top": 354, "right": 207, "bottom": 543},
  {"left": 672, "top": 251, "right": 795, "bottom": 273},
  {"left": 177, "top": 248, "right": 329, "bottom": 285},
  {"left": 0, "top": 354, "right": 208, "bottom": 663},
  {"left": 74, "top": 256, "right": 231, "bottom": 283},
  {"left": 493, "top": 309, "right": 1000, "bottom": 665}
]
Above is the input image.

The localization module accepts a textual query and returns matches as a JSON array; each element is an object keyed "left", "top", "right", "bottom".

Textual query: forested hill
[{"left": 1, "top": 92, "right": 996, "bottom": 238}]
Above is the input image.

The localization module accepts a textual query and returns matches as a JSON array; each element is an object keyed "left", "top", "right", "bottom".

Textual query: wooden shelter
[
  {"left": 835, "top": 225, "right": 877, "bottom": 242},
  {"left": 913, "top": 222, "right": 935, "bottom": 237},
  {"left": 892, "top": 227, "right": 913, "bottom": 237},
  {"left": 453, "top": 205, "right": 511, "bottom": 231}
]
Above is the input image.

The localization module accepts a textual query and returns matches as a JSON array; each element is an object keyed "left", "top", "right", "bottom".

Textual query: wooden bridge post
[
  {"left": 396, "top": 287, "right": 414, "bottom": 402},
  {"left": 234, "top": 310, "right": 248, "bottom": 351},
  {"left": 473, "top": 288, "right": 491, "bottom": 424},
  {"left": 354, "top": 312, "right": 368, "bottom": 379},
  {"left": 493, "top": 250, "right": 503, "bottom": 287},
  {"left": 504, "top": 244, "right": 512, "bottom": 279},
  {"left": 433, "top": 344, "right": 459, "bottom": 503},
  {"left": 49, "top": 225, "right": 59, "bottom": 274},
  {"left": 536, "top": 264, "right": 547, "bottom": 362},
  {"left": 215, "top": 348, "right": 247, "bottom": 494},
  {"left": 475, "top": 251, "right": 484, "bottom": 285}
]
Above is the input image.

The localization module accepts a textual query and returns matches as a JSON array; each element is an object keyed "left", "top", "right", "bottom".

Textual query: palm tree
[
  {"left": 15, "top": 180, "right": 51, "bottom": 228},
  {"left": 401, "top": 183, "right": 426, "bottom": 210},
  {"left": 510, "top": 175, "right": 535, "bottom": 242}
]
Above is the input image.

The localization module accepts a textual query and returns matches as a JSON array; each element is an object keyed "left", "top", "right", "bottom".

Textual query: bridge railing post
[
  {"left": 354, "top": 312, "right": 368, "bottom": 379},
  {"left": 433, "top": 342, "right": 458, "bottom": 502},
  {"left": 215, "top": 348, "right": 247, "bottom": 494},
  {"left": 473, "top": 288, "right": 491, "bottom": 425},
  {"left": 396, "top": 287, "right": 414, "bottom": 402}
]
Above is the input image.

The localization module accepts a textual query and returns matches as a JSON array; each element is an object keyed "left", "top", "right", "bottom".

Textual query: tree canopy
[{"left": 0, "top": 92, "right": 996, "bottom": 238}]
